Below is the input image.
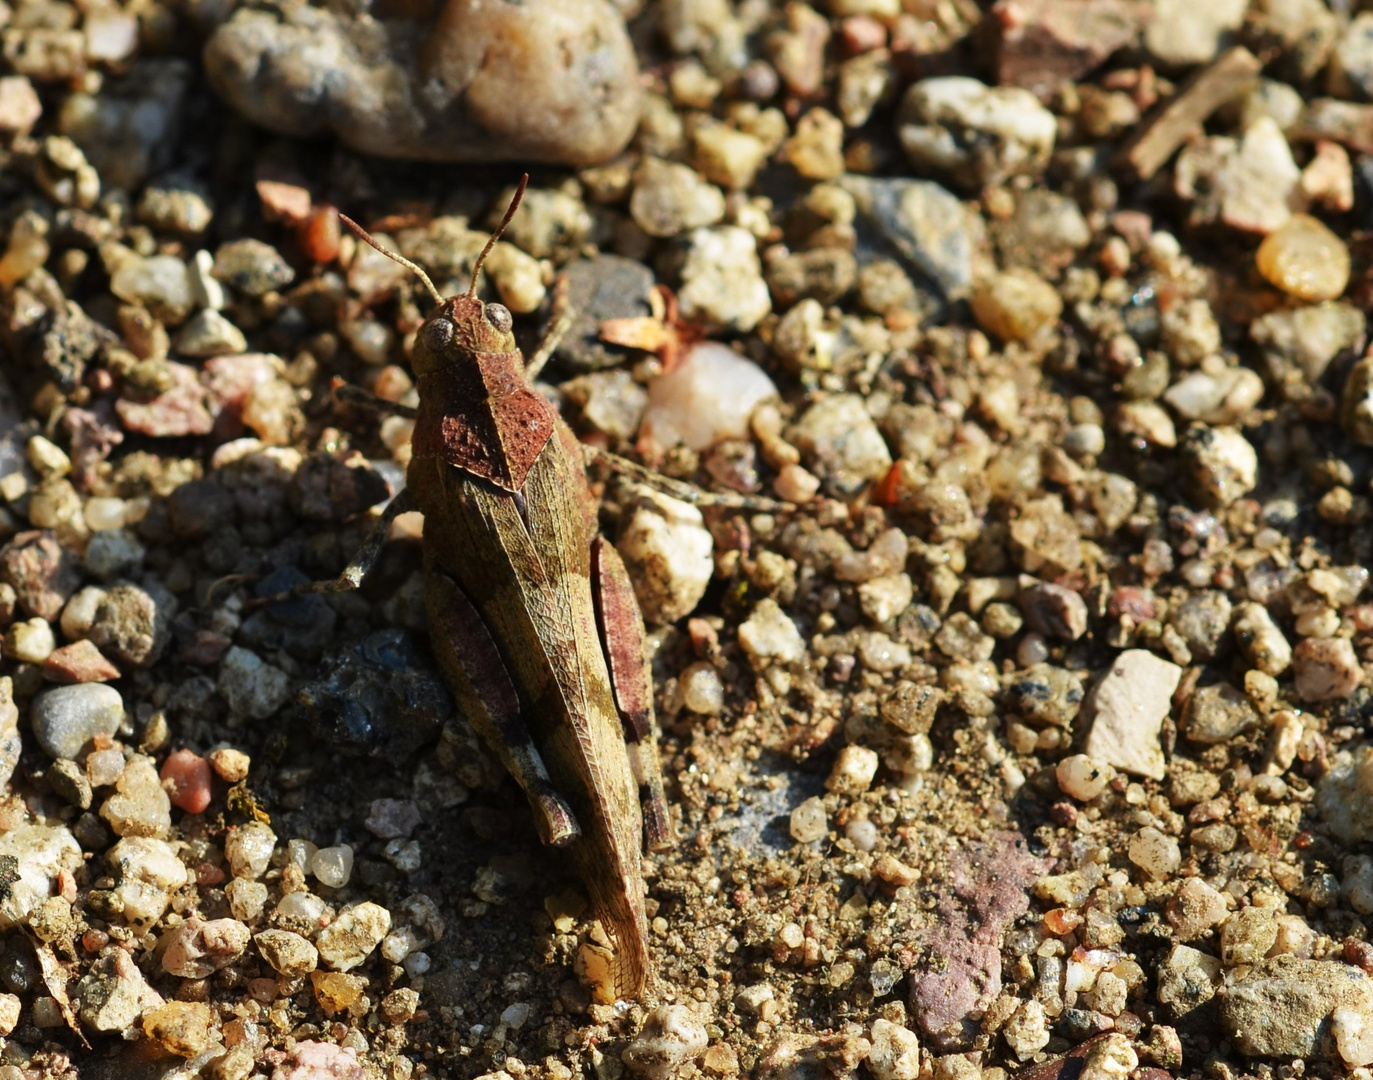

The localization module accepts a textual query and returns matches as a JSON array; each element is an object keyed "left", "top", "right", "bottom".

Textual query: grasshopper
[{"left": 295, "top": 178, "right": 678, "bottom": 999}]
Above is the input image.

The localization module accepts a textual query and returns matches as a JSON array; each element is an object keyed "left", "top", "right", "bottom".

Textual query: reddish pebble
[
  {"left": 1108, "top": 586, "right": 1156, "bottom": 621},
  {"left": 57, "top": 867, "right": 78, "bottom": 903},
  {"left": 43, "top": 639, "right": 121, "bottom": 684},
  {"left": 178, "top": 629, "right": 233, "bottom": 666},
  {"left": 840, "top": 15, "right": 886, "bottom": 53},
  {"left": 257, "top": 178, "right": 312, "bottom": 224},
  {"left": 1044, "top": 907, "right": 1081, "bottom": 935},
  {"left": 82, "top": 929, "right": 109, "bottom": 953},
  {"left": 197, "top": 862, "right": 227, "bottom": 887},
  {"left": 1346, "top": 936, "right": 1373, "bottom": 972},
  {"left": 300, "top": 205, "right": 341, "bottom": 264},
  {"left": 161, "top": 749, "right": 213, "bottom": 814}
]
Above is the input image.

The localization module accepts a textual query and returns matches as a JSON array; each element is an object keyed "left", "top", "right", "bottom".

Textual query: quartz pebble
[
  {"left": 1145, "top": 0, "right": 1247, "bottom": 67},
  {"left": 1167, "top": 877, "right": 1230, "bottom": 941},
  {"left": 897, "top": 77, "right": 1057, "bottom": 189},
  {"left": 310, "top": 844, "right": 355, "bottom": 888},
  {"left": 225, "top": 821, "right": 276, "bottom": 879},
  {"left": 1317, "top": 744, "right": 1373, "bottom": 844},
  {"left": 789, "top": 394, "right": 893, "bottom": 492},
  {"left": 1256, "top": 213, "right": 1351, "bottom": 300},
  {"left": 161, "top": 916, "right": 250, "bottom": 978},
  {"left": 107, "top": 835, "right": 188, "bottom": 927},
  {"left": 100, "top": 754, "right": 172, "bottom": 838},
  {"left": 30, "top": 683, "right": 125, "bottom": 759},
  {"left": 1128, "top": 826, "right": 1181, "bottom": 879},
  {"left": 789, "top": 796, "right": 828, "bottom": 843},
  {"left": 630, "top": 158, "right": 726, "bottom": 238},
  {"left": 316, "top": 901, "right": 391, "bottom": 971},
  {"left": 1181, "top": 424, "right": 1257, "bottom": 508},
  {"left": 971, "top": 269, "right": 1062, "bottom": 343},
  {"left": 255, "top": 928, "right": 319, "bottom": 977},
  {"left": 615, "top": 490, "right": 714, "bottom": 626},
  {"left": 739, "top": 599, "right": 806, "bottom": 666},
  {"left": 1081, "top": 650, "right": 1181, "bottom": 779},
  {"left": 639, "top": 343, "right": 777, "bottom": 452},
  {"left": 0, "top": 825, "right": 81, "bottom": 929},
  {"left": 1055, "top": 754, "right": 1114, "bottom": 801},
  {"left": 827, "top": 745, "right": 880, "bottom": 796},
  {"left": 622, "top": 1004, "right": 709, "bottom": 1080},
  {"left": 675, "top": 228, "right": 773, "bottom": 334},
  {"left": 1293, "top": 636, "right": 1364, "bottom": 702},
  {"left": 75, "top": 947, "right": 163, "bottom": 1035},
  {"left": 1232, "top": 602, "right": 1292, "bottom": 675}
]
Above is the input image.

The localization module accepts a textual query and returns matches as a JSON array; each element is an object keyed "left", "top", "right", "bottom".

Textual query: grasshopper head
[{"left": 411, "top": 296, "right": 516, "bottom": 375}]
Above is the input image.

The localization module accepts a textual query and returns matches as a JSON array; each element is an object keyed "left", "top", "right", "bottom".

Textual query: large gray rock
[{"left": 204, "top": 0, "right": 641, "bottom": 166}]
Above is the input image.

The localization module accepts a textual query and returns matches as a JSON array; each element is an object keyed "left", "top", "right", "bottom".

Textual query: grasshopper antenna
[
  {"left": 338, "top": 213, "right": 445, "bottom": 307},
  {"left": 469, "top": 173, "right": 529, "bottom": 297}
]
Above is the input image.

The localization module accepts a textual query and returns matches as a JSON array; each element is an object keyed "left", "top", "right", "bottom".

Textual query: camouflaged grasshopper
[{"left": 305, "top": 178, "right": 675, "bottom": 999}]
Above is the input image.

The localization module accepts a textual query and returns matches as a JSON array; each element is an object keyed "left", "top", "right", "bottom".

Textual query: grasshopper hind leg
[
  {"left": 590, "top": 537, "right": 675, "bottom": 853},
  {"left": 426, "top": 570, "right": 581, "bottom": 847}
]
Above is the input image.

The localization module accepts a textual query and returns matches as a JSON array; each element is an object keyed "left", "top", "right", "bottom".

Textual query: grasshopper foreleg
[
  {"left": 522, "top": 275, "right": 574, "bottom": 384},
  {"left": 591, "top": 537, "right": 674, "bottom": 852},
  {"left": 248, "top": 489, "right": 418, "bottom": 610},
  {"left": 425, "top": 570, "right": 581, "bottom": 847},
  {"left": 331, "top": 379, "right": 419, "bottom": 420}
]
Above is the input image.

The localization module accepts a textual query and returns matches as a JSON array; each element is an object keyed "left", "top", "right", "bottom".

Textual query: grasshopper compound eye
[
  {"left": 423, "top": 315, "right": 455, "bottom": 352},
  {"left": 484, "top": 303, "right": 513, "bottom": 333}
]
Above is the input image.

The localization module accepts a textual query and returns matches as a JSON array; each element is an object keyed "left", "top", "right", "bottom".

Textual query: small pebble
[
  {"left": 615, "top": 490, "right": 714, "bottom": 625},
  {"left": 789, "top": 796, "right": 828, "bottom": 843},
  {"left": 622, "top": 1004, "right": 709, "bottom": 1080},
  {"left": 1055, "top": 754, "right": 1114, "bottom": 801},
  {"left": 255, "top": 929, "right": 319, "bottom": 977},
  {"left": 310, "top": 844, "right": 355, "bottom": 888},
  {"left": 316, "top": 901, "right": 391, "bottom": 971},
  {"left": 225, "top": 821, "right": 277, "bottom": 879},
  {"left": 640, "top": 342, "right": 777, "bottom": 452},
  {"left": 1256, "top": 213, "right": 1351, "bottom": 301},
  {"left": 971, "top": 269, "right": 1063, "bottom": 343},
  {"left": 160, "top": 749, "right": 212, "bottom": 814},
  {"left": 30, "top": 682, "right": 125, "bottom": 760},
  {"left": 208, "top": 747, "right": 250, "bottom": 782},
  {"left": 1081, "top": 650, "right": 1181, "bottom": 779}
]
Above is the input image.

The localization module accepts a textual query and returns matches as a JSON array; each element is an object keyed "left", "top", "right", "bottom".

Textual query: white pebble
[
  {"left": 225, "top": 821, "right": 276, "bottom": 879},
  {"left": 677, "top": 662, "right": 723, "bottom": 715},
  {"left": 310, "top": 844, "right": 355, "bottom": 888},
  {"left": 789, "top": 796, "right": 828, "bottom": 843},
  {"left": 1127, "top": 827, "right": 1181, "bottom": 880},
  {"left": 1055, "top": 754, "right": 1114, "bottom": 801},
  {"left": 640, "top": 342, "right": 777, "bottom": 452},
  {"left": 826, "top": 745, "right": 880, "bottom": 796},
  {"left": 83, "top": 497, "right": 127, "bottom": 532},
  {"left": 622, "top": 1004, "right": 709, "bottom": 1080}
]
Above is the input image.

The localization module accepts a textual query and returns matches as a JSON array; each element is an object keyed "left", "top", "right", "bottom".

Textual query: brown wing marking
[
  {"left": 412, "top": 351, "right": 556, "bottom": 492},
  {"left": 591, "top": 537, "right": 674, "bottom": 852}
]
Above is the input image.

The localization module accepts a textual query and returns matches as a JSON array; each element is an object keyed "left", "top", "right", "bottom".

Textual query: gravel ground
[{"left": 3, "top": 0, "right": 1373, "bottom": 1078}]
